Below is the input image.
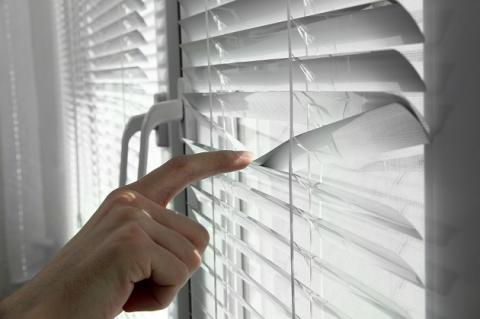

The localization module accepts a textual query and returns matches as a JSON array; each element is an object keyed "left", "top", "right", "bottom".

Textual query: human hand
[{"left": 0, "top": 151, "right": 252, "bottom": 319}]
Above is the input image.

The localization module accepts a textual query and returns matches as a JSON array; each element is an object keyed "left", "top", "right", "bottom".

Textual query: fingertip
[{"left": 233, "top": 150, "right": 253, "bottom": 168}]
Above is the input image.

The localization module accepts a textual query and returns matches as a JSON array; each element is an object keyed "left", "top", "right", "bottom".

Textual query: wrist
[
  {"left": 0, "top": 288, "right": 52, "bottom": 319},
  {"left": 0, "top": 295, "right": 21, "bottom": 319},
  {"left": 0, "top": 298, "right": 8, "bottom": 319},
  {"left": 0, "top": 295, "right": 18, "bottom": 319}
]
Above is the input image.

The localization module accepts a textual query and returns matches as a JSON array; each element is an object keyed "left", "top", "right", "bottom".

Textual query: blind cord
[{"left": 286, "top": 1, "right": 297, "bottom": 319}]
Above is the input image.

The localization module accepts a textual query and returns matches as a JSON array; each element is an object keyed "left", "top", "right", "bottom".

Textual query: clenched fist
[{"left": 0, "top": 151, "right": 252, "bottom": 319}]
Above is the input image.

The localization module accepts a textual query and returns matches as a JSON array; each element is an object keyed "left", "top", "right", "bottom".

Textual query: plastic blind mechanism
[{"left": 119, "top": 98, "right": 184, "bottom": 186}]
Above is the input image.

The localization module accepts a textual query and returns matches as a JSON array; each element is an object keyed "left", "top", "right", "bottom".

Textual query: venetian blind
[
  {"left": 54, "top": 0, "right": 168, "bottom": 318},
  {"left": 54, "top": 0, "right": 167, "bottom": 224},
  {"left": 180, "top": 1, "right": 429, "bottom": 319}
]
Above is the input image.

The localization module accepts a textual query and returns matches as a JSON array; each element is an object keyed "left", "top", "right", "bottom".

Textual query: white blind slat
[
  {"left": 89, "top": 48, "right": 148, "bottom": 68},
  {"left": 181, "top": 3, "right": 422, "bottom": 67},
  {"left": 86, "top": 0, "right": 146, "bottom": 28},
  {"left": 87, "top": 11, "right": 146, "bottom": 44},
  {"left": 85, "top": 0, "right": 144, "bottom": 22},
  {"left": 88, "top": 30, "right": 147, "bottom": 56},
  {"left": 184, "top": 50, "right": 425, "bottom": 93},
  {"left": 189, "top": 186, "right": 413, "bottom": 319},
  {"left": 179, "top": 0, "right": 387, "bottom": 42},
  {"left": 179, "top": 0, "right": 236, "bottom": 19},
  {"left": 184, "top": 91, "right": 412, "bottom": 124}
]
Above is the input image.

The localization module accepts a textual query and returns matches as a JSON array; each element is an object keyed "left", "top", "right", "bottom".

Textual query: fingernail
[{"left": 235, "top": 150, "right": 253, "bottom": 161}]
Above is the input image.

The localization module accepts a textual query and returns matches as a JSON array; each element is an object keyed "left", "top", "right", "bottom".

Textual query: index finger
[{"left": 128, "top": 151, "right": 252, "bottom": 206}]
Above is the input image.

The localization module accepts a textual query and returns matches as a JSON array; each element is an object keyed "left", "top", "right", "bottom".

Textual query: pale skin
[{"left": 0, "top": 151, "right": 252, "bottom": 319}]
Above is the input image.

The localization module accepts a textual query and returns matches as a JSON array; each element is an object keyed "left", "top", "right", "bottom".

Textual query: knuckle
[
  {"left": 106, "top": 188, "right": 141, "bottom": 207},
  {"left": 109, "top": 226, "right": 144, "bottom": 261},
  {"left": 169, "top": 233, "right": 202, "bottom": 272},
  {"left": 158, "top": 301, "right": 170, "bottom": 310},
  {"left": 177, "top": 235, "right": 203, "bottom": 271},
  {"left": 153, "top": 298, "right": 169, "bottom": 310},
  {"left": 118, "top": 222, "right": 148, "bottom": 247},
  {"left": 108, "top": 223, "right": 152, "bottom": 281},
  {"left": 175, "top": 262, "right": 190, "bottom": 285},
  {"left": 193, "top": 223, "right": 210, "bottom": 251},
  {"left": 113, "top": 206, "right": 140, "bottom": 224},
  {"left": 189, "top": 249, "right": 202, "bottom": 270},
  {"left": 152, "top": 291, "right": 175, "bottom": 310}
]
